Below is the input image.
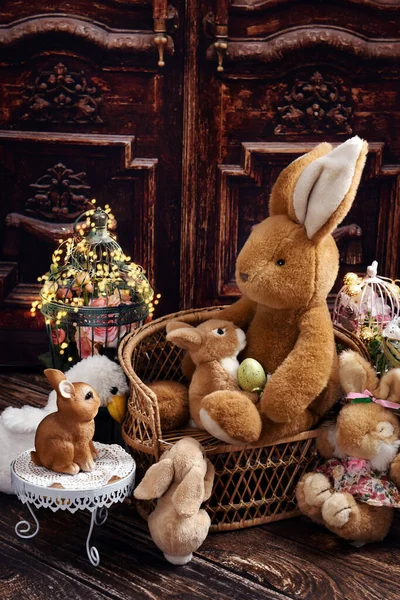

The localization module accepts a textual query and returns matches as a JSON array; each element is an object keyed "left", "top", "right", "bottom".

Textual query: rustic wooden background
[{"left": 1, "top": 0, "right": 400, "bottom": 365}]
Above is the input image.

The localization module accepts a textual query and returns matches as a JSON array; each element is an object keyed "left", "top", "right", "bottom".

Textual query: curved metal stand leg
[
  {"left": 94, "top": 506, "right": 108, "bottom": 526},
  {"left": 15, "top": 503, "right": 40, "bottom": 539},
  {"left": 86, "top": 507, "right": 108, "bottom": 566}
]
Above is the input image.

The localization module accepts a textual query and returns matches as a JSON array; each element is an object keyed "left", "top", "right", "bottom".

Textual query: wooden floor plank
[
  {"left": 0, "top": 495, "right": 289, "bottom": 600},
  {"left": 196, "top": 519, "right": 400, "bottom": 600},
  {"left": 0, "top": 537, "right": 112, "bottom": 600},
  {"left": 1, "top": 369, "right": 400, "bottom": 600}
]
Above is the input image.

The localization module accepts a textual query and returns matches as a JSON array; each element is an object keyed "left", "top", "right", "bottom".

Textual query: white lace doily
[
  {"left": 11, "top": 443, "right": 135, "bottom": 513},
  {"left": 13, "top": 443, "right": 134, "bottom": 490}
]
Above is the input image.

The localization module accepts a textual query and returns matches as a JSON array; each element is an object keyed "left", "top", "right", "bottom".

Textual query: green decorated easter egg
[{"left": 238, "top": 358, "right": 267, "bottom": 392}]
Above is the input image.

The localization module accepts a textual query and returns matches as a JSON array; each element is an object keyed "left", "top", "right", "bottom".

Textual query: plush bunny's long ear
[
  {"left": 166, "top": 324, "right": 202, "bottom": 352},
  {"left": 270, "top": 137, "right": 368, "bottom": 243},
  {"left": 270, "top": 142, "right": 332, "bottom": 218},
  {"left": 293, "top": 137, "right": 368, "bottom": 242},
  {"left": 44, "top": 369, "right": 66, "bottom": 392},
  {"left": 172, "top": 465, "right": 205, "bottom": 517},
  {"left": 133, "top": 458, "right": 174, "bottom": 500}
]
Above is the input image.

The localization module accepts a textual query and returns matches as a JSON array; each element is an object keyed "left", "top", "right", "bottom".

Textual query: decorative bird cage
[
  {"left": 34, "top": 206, "right": 156, "bottom": 369},
  {"left": 333, "top": 261, "right": 400, "bottom": 371}
]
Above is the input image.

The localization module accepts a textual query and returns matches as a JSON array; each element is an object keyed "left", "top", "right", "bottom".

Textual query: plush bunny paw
[
  {"left": 78, "top": 459, "right": 96, "bottom": 472},
  {"left": 303, "top": 473, "right": 333, "bottom": 507},
  {"left": 61, "top": 462, "right": 80, "bottom": 475},
  {"left": 322, "top": 493, "right": 352, "bottom": 528},
  {"left": 200, "top": 390, "right": 262, "bottom": 444}
]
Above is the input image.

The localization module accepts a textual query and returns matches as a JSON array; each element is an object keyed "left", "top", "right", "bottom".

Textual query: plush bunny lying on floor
[
  {"left": 134, "top": 437, "right": 215, "bottom": 565},
  {"left": 0, "top": 355, "right": 128, "bottom": 493}
]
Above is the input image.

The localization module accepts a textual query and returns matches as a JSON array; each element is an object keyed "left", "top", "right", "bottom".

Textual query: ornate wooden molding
[
  {"left": 0, "top": 14, "right": 174, "bottom": 60},
  {"left": 0, "top": 131, "right": 158, "bottom": 302},
  {"left": 206, "top": 26, "right": 400, "bottom": 66},
  {"left": 21, "top": 62, "right": 103, "bottom": 124},
  {"left": 25, "top": 162, "right": 92, "bottom": 221},
  {"left": 231, "top": 0, "right": 400, "bottom": 11},
  {"left": 216, "top": 142, "right": 400, "bottom": 299},
  {"left": 275, "top": 71, "right": 353, "bottom": 135}
]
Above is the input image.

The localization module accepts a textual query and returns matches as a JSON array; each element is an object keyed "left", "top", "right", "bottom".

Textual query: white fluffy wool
[{"left": 0, "top": 355, "right": 128, "bottom": 494}]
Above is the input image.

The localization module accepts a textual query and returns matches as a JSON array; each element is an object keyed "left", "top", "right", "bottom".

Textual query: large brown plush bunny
[{"left": 182, "top": 137, "right": 368, "bottom": 445}]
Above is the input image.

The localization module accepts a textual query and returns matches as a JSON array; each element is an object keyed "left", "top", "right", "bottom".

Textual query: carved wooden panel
[
  {"left": 1, "top": 0, "right": 400, "bottom": 364},
  {"left": 0, "top": 132, "right": 158, "bottom": 364},
  {"left": 181, "top": 0, "right": 400, "bottom": 310},
  {"left": 213, "top": 142, "right": 400, "bottom": 303},
  {"left": 20, "top": 62, "right": 104, "bottom": 125},
  {"left": 0, "top": 2, "right": 184, "bottom": 365},
  {"left": 274, "top": 71, "right": 353, "bottom": 135}
]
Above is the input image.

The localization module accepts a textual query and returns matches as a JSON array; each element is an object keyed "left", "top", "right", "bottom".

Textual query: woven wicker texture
[{"left": 119, "top": 306, "right": 369, "bottom": 532}]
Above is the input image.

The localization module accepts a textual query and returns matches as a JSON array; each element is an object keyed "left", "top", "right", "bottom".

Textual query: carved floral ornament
[
  {"left": 275, "top": 72, "right": 353, "bottom": 135},
  {"left": 21, "top": 63, "right": 103, "bottom": 124},
  {"left": 25, "top": 163, "right": 93, "bottom": 222}
]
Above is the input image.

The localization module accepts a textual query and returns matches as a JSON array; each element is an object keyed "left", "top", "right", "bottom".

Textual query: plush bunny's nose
[{"left": 240, "top": 272, "right": 248, "bottom": 282}]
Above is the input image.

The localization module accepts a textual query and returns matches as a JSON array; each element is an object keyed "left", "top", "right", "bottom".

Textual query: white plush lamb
[{"left": 0, "top": 355, "right": 128, "bottom": 494}]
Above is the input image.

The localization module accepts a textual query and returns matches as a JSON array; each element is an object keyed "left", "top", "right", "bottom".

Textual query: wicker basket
[{"left": 119, "top": 306, "right": 369, "bottom": 532}]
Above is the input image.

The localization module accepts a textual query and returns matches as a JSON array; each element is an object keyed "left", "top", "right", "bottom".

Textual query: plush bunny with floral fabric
[{"left": 296, "top": 352, "right": 400, "bottom": 544}]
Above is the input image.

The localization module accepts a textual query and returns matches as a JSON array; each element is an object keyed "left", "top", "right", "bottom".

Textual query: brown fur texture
[
  {"left": 181, "top": 138, "right": 368, "bottom": 445},
  {"left": 166, "top": 319, "right": 259, "bottom": 440},
  {"left": 376, "top": 368, "right": 400, "bottom": 403},
  {"left": 339, "top": 350, "right": 400, "bottom": 403},
  {"left": 338, "top": 350, "right": 379, "bottom": 396},
  {"left": 32, "top": 369, "right": 100, "bottom": 474},
  {"left": 133, "top": 438, "right": 215, "bottom": 565},
  {"left": 296, "top": 393, "right": 400, "bottom": 544},
  {"left": 147, "top": 381, "right": 190, "bottom": 431}
]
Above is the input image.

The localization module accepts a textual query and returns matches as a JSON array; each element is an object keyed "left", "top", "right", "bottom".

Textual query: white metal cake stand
[{"left": 11, "top": 442, "right": 135, "bottom": 566}]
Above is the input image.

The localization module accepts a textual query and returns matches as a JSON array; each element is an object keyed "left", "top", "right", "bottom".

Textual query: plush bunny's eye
[
  {"left": 213, "top": 328, "right": 227, "bottom": 337},
  {"left": 85, "top": 390, "right": 93, "bottom": 400},
  {"left": 276, "top": 259, "right": 285, "bottom": 266}
]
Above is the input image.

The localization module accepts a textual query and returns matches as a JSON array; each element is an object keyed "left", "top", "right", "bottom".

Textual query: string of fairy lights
[{"left": 31, "top": 200, "right": 160, "bottom": 360}]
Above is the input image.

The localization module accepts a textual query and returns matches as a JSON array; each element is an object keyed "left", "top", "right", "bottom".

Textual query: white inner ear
[
  {"left": 59, "top": 380, "right": 74, "bottom": 399},
  {"left": 293, "top": 136, "right": 364, "bottom": 239}
]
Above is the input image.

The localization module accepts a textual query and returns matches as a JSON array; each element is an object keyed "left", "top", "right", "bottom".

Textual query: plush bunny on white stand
[{"left": 0, "top": 355, "right": 128, "bottom": 494}]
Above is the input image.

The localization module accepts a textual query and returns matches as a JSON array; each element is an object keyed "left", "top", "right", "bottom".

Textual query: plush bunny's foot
[
  {"left": 77, "top": 459, "right": 96, "bottom": 472},
  {"left": 200, "top": 391, "right": 262, "bottom": 444},
  {"left": 303, "top": 473, "right": 332, "bottom": 507},
  {"left": 322, "top": 492, "right": 353, "bottom": 528},
  {"left": 164, "top": 553, "right": 193, "bottom": 566},
  {"left": 54, "top": 462, "right": 80, "bottom": 475}
]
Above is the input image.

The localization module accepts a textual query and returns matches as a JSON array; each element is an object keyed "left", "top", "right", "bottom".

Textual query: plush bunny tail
[{"left": 163, "top": 553, "right": 193, "bottom": 566}]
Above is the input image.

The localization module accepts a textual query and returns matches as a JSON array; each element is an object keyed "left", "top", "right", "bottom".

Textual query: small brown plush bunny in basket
[
  {"left": 134, "top": 437, "right": 215, "bottom": 565},
  {"left": 166, "top": 319, "right": 258, "bottom": 435},
  {"left": 31, "top": 369, "right": 100, "bottom": 475}
]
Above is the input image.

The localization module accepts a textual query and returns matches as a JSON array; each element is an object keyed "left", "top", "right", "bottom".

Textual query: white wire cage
[{"left": 333, "top": 261, "right": 400, "bottom": 371}]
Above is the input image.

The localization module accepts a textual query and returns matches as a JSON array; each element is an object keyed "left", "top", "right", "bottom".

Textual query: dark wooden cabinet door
[
  {"left": 0, "top": 1, "right": 184, "bottom": 365},
  {"left": 1, "top": 0, "right": 400, "bottom": 364},
  {"left": 184, "top": 0, "right": 400, "bottom": 309}
]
